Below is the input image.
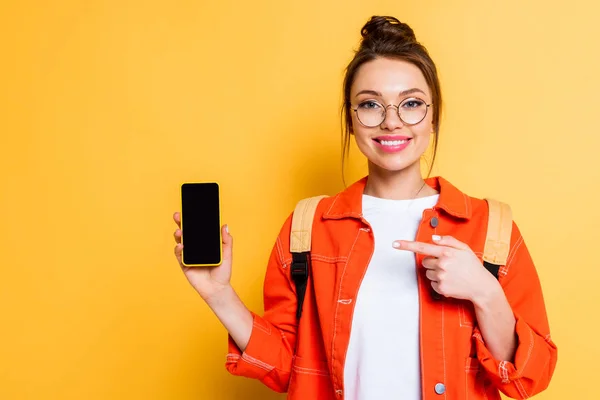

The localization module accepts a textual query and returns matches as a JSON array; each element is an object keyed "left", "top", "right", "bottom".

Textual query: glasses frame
[{"left": 351, "top": 99, "right": 433, "bottom": 128}]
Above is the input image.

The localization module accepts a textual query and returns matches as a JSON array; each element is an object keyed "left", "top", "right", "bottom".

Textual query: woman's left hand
[{"left": 393, "top": 235, "right": 499, "bottom": 303}]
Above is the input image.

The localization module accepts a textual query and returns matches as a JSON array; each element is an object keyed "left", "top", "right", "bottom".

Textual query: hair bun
[{"left": 361, "top": 15, "right": 417, "bottom": 43}]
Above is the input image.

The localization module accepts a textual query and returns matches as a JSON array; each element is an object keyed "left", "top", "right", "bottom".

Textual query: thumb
[{"left": 222, "top": 224, "right": 233, "bottom": 262}]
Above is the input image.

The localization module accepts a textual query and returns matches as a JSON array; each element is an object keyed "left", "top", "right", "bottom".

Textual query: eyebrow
[{"left": 354, "top": 88, "right": 427, "bottom": 98}]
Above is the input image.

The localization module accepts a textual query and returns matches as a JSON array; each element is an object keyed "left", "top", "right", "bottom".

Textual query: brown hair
[{"left": 341, "top": 16, "right": 442, "bottom": 177}]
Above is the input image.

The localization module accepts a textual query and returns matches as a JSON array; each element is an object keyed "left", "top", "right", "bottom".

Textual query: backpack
[{"left": 289, "top": 196, "right": 512, "bottom": 320}]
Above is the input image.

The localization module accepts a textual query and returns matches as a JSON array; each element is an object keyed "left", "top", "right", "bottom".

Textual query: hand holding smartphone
[
  {"left": 174, "top": 181, "right": 232, "bottom": 299},
  {"left": 180, "top": 182, "right": 222, "bottom": 267},
  {"left": 173, "top": 183, "right": 253, "bottom": 351}
]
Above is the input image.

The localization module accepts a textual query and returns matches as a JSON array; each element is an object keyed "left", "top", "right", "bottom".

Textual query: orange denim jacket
[{"left": 226, "top": 177, "right": 557, "bottom": 399}]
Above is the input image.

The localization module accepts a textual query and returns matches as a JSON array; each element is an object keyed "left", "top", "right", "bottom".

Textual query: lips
[{"left": 373, "top": 135, "right": 412, "bottom": 153}]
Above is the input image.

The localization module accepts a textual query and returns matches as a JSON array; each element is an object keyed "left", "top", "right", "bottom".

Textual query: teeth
[{"left": 380, "top": 140, "right": 407, "bottom": 146}]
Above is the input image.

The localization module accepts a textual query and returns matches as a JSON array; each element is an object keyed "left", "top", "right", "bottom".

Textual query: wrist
[
  {"left": 471, "top": 276, "right": 504, "bottom": 311},
  {"left": 204, "top": 283, "right": 235, "bottom": 308}
]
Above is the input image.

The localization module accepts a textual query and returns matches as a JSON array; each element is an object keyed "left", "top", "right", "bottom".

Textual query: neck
[{"left": 364, "top": 161, "right": 438, "bottom": 200}]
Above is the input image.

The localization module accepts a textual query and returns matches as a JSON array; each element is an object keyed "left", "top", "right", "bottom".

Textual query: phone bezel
[{"left": 180, "top": 182, "right": 223, "bottom": 267}]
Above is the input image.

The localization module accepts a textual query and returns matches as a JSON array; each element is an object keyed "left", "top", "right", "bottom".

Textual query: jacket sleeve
[
  {"left": 224, "top": 215, "right": 298, "bottom": 393},
  {"left": 474, "top": 222, "right": 558, "bottom": 399}
]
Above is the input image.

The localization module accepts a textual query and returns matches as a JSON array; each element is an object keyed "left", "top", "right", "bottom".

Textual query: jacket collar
[{"left": 323, "top": 176, "right": 472, "bottom": 220}]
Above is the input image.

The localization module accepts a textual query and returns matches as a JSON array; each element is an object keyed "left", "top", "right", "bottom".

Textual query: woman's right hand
[{"left": 173, "top": 212, "right": 233, "bottom": 302}]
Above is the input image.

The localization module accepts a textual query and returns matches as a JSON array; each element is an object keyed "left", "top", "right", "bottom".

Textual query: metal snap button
[{"left": 435, "top": 383, "right": 446, "bottom": 395}]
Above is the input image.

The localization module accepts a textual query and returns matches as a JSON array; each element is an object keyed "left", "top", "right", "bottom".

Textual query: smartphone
[{"left": 180, "top": 182, "right": 222, "bottom": 267}]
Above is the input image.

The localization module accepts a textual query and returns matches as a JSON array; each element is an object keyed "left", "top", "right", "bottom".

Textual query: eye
[
  {"left": 358, "top": 100, "right": 382, "bottom": 110},
  {"left": 401, "top": 99, "right": 425, "bottom": 109}
]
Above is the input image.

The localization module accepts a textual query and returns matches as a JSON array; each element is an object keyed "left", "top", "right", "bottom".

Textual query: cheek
[
  {"left": 414, "top": 133, "right": 431, "bottom": 155},
  {"left": 414, "top": 120, "right": 433, "bottom": 140},
  {"left": 423, "top": 111, "right": 434, "bottom": 132},
  {"left": 350, "top": 117, "right": 369, "bottom": 141},
  {"left": 412, "top": 121, "right": 433, "bottom": 153},
  {"left": 416, "top": 112, "right": 434, "bottom": 137}
]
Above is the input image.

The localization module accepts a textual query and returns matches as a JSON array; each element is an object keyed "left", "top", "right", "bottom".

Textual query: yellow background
[{"left": 1, "top": 1, "right": 597, "bottom": 399}]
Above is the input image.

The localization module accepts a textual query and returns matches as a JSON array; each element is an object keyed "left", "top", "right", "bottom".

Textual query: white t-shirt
[{"left": 343, "top": 194, "right": 440, "bottom": 400}]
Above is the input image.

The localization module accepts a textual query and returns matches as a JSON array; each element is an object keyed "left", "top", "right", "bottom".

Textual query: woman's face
[{"left": 350, "top": 57, "right": 434, "bottom": 174}]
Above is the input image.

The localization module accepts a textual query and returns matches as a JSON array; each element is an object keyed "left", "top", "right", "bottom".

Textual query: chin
[{"left": 369, "top": 158, "right": 419, "bottom": 174}]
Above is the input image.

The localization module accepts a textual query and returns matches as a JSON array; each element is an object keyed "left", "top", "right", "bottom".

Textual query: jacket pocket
[
  {"left": 465, "top": 357, "right": 500, "bottom": 400},
  {"left": 288, "top": 356, "right": 333, "bottom": 398}
]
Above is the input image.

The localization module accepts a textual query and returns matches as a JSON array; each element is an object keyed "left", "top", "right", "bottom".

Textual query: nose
[{"left": 380, "top": 104, "right": 404, "bottom": 130}]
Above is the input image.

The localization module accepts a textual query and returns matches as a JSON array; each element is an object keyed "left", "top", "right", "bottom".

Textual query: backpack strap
[
  {"left": 482, "top": 198, "right": 513, "bottom": 279},
  {"left": 290, "top": 195, "right": 327, "bottom": 320}
]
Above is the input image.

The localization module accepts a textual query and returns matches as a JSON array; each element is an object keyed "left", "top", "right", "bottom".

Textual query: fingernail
[
  {"left": 392, "top": 241, "right": 401, "bottom": 249},
  {"left": 225, "top": 224, "right": 229, "bottom": 234},
  {"left": 432, "top": 235, "right": 442, "bottom": 242}
]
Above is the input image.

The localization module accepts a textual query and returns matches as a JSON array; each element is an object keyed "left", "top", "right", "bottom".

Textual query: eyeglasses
[{"left": 351, "top": 98, "right": 432, "bottom": 127}]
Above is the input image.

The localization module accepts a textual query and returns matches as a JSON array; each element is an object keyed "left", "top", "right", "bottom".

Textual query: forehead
[{"left": 351, "top": 57, "right": 430, "bottom": 98}]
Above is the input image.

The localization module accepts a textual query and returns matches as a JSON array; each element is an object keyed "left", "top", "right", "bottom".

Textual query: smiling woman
[
  {"left": 342, "top": 18, "right": 442, "bottom": 180},
  {"left": 173, "top": 15, "right": 557, "bottom": 400},
  {"left": 348, "top": 58, "right": 437, "bottom": 184}
]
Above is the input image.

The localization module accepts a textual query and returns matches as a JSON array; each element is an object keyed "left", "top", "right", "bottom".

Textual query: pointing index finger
[{"left": 393, "top": 240, "right": 445, "bottom": 257}]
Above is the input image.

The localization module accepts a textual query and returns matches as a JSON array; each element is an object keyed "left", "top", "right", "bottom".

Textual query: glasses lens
[
  {"left": 399, "top": 98, "right": 428, "bottom": 125},
  {"left": 356, "top": 101, "right": 384, "bottom": 127}
]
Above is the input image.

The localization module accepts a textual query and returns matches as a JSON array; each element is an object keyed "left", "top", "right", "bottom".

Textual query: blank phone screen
[{"left": 181, "top": 183, "right": 221, "bottom": 266}]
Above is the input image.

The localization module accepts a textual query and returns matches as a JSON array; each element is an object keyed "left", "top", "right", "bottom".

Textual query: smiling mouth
[
  {"left": 374, "top": 138, "right": 410, "bottom": 146},
  {"left": 372, "top": 137, "right": 412, "bottom": 153}
]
